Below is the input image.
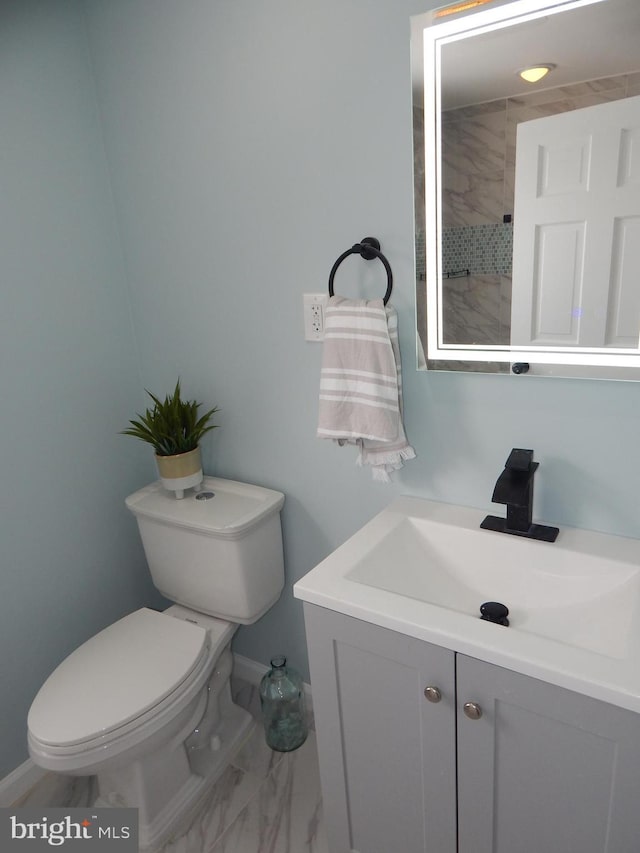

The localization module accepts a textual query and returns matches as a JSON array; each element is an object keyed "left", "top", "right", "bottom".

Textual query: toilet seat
[{"left": 28, "top": 608, "right": 230, "bottom": 751}]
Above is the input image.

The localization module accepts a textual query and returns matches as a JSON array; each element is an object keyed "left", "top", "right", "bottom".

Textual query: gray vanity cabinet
[
  {"left": 303, "top": 603, "right": 457, "bottom": 853},
  {"left": 303, "top": 603, "right": 640, "bottom": 853},
  {"left": 456, "top": 654, "right": 640, "bottom": 853}
]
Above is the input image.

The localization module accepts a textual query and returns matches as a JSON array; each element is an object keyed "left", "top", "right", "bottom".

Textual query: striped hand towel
[{"left": 317, "top": 296, "right": 415, "bottom": 481}]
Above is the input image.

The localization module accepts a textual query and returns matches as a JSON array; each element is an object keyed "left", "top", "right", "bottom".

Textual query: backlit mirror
[{"left": 412, "top": 0, "right": 640, "bottom": 378}]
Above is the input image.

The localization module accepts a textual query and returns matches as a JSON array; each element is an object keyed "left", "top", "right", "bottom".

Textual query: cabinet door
[
  {"left": 303, "top": 604, "right": 456, "bottom": 853},
  {"left": 457, "top": 654, "right": 640, "bottom": 853}
]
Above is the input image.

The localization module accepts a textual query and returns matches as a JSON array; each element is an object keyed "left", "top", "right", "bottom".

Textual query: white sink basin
[
  {"left": 294, "top": 497, "right": 640, "bottom": 713},
  {"left": 346, "top": 515, "right": 640, "bottom": 658}
]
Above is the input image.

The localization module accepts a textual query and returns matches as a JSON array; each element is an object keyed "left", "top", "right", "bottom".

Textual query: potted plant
[{"left": 121, "top": 380, "right": 219, "bottom": 498}]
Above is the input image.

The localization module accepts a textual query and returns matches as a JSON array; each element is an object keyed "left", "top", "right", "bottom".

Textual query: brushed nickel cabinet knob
[
  {"left": 463, "top": 702, "right": 482, "bottom": 720},
  {"left": 424, "top": 686, "right": 442, "bottom": 703}
]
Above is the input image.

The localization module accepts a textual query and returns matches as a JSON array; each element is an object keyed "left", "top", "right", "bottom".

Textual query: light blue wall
[
  {"left": 3, "top": 0, "right": 640, "bottom": 780},
  {"left": 84, "top": 0, "right": 640, "bottom": 681},
  {"left": 0, "top": 0, "right": 162, "bottom": 777}
]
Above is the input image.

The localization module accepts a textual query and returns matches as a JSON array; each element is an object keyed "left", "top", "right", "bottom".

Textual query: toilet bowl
[{"left": 27, "top": 478, "right": 285, "bottom": 851}]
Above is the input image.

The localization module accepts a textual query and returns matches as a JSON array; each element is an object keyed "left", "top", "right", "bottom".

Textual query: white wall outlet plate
[{"left": 303, "top": 293, "right": 329, "bottom": 341}]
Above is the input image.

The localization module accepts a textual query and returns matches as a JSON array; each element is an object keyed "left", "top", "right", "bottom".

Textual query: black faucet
[{"left": 480, "top": 449, "right": 559, "bottom": 542}]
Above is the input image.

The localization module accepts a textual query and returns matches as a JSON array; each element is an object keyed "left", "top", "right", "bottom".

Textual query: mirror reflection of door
[
  {"left": 418, "top": 0, "right": 640, "bottom": 374},
  {"left": 511, "top": 95, "right": 640, "bottom": 349}
]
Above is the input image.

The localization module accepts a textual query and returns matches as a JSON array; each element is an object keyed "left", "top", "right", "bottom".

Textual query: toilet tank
[{"left": 125, "top": 477, "right": 285, "bottom": 624}]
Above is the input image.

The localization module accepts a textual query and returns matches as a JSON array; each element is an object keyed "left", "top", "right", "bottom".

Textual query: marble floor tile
[
  {"left": 210, "top": 733, "right": 328, "bottom": 853},
  {"left": 159, "top": 725, "right": 287, "bottom": 853},
  {"left": 231, "top": 723, "right": 286, "bottom": 779},
  {"left": 159, "top": 764, "right": 262, "bottom": 853},
  {"left": 14, "top": 703, "right": 327, "bottom": 853},
  {"left": 13, "top": 772, "right": 96, "bottom": 808}
]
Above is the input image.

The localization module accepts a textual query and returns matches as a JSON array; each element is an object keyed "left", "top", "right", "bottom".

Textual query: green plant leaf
[{"left": 119, "top": 379, "right": 219, "bottom": 456}]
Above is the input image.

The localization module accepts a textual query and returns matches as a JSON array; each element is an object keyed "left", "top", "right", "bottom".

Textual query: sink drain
[{"left": 480, "top": 601, "right": 509, "bottom": 627}]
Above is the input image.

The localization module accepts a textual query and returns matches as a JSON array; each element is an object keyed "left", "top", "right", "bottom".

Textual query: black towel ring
[{"left": 328, "top": 237, "right": 393, "bottom": 305}]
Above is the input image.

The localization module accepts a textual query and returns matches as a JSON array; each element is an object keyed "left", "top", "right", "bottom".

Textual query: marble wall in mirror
[{"left": 413, "top": 0, "right": 640, "bottom": 378}]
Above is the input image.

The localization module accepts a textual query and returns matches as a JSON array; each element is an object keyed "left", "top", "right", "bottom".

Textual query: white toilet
[{"left": 27, "top": 477, "right": 285, "bottom": 850}]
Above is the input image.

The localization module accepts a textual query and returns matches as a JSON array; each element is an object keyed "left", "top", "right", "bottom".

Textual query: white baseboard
[
  {"left": 232, "top": 652, "right": 269, "bottom": 687},
  {"left": 0, "top": 758, "right": 47, "bottom": 808}
]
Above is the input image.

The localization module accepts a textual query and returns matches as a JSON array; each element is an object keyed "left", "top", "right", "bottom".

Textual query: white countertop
[{"left": 294, "top": 497, "right": 640, "bottom": 714}]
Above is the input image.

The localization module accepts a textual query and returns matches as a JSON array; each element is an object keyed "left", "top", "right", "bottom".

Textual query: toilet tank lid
[
  {"left": 125, "top": 477, "right": 285, "bottom": 539},
  {"left": 28, "top": 608, "right": 211, "bottom": 747}
]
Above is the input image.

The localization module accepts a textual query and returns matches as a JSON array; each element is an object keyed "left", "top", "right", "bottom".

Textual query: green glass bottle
[{"left": 259, "top": 656, "right": 308, "bottom": 752}]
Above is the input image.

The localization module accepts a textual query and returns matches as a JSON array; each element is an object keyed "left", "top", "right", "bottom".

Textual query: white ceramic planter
[{"left": 155, "top": 446, "right": 203, "bottom": 499}]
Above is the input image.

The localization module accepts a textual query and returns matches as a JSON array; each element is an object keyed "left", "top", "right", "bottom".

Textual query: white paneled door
[{"left": 511, "top": 95, "right": 640, "bottom": 350}]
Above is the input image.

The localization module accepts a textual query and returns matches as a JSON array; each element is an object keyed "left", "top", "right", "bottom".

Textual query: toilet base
[{"left": 95, "top": 702, "right": 255, "bottom": 851}]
